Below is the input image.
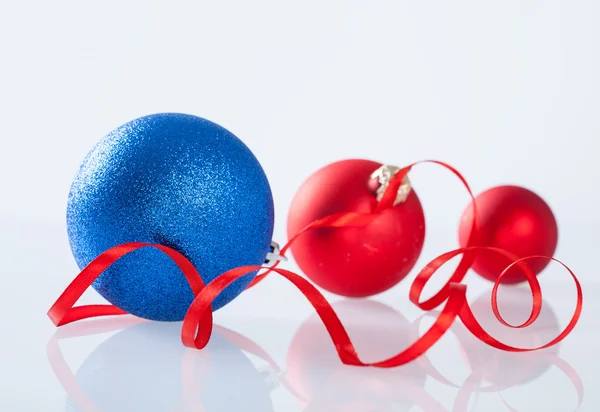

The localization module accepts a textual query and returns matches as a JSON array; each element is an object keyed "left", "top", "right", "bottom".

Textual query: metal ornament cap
[{"left": 369, "top": 165, "right": 412, "bottom": 206}]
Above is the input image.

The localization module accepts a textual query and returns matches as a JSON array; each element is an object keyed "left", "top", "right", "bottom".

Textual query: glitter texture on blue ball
[{"left": 67, "top": 113, "right": 274, "bottom": 321}]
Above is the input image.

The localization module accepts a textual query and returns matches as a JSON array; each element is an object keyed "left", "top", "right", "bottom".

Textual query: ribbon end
[{"left": 47, "top": 308, "right": 64, "bottom": 327}]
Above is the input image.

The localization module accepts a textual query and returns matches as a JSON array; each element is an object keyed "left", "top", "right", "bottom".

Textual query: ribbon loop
[
  {"left": 47, "top": 242, "right": 205, "bottom": 327},
  {"left": 461, "top": 255, "right": 582, "bottom": 352},
  {"left": 378, "top": 160, "right": 480, "bottom": 310}
]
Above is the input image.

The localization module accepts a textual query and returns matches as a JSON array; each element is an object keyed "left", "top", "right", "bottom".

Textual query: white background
[{"left": 0, "top": 1, "right": 599, "bottom": 411}]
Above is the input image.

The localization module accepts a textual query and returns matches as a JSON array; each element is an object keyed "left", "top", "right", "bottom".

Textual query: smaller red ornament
[
  {"left": 287, "top": 159, "right": 425, "bottom": 297},
  {"left": 458, "top": 185, "right": 558, "bottom": 284}
]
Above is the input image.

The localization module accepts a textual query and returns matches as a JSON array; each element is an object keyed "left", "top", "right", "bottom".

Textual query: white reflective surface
[
  {"left": 2, "top": 1, "right": 599, "bottom": 410},
  {"left": 1, "top": 222, "right": 597, "bottom": 411}
]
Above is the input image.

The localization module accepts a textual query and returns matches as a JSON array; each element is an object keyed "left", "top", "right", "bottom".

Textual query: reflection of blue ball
[
  {"left": 67, "top": 113, "right": 274, "bottom": 321},
  {"left": 65, "top": 322, "right": 273, "bottom": 412}
]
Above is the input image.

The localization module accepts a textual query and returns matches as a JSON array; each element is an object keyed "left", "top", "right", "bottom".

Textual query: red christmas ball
[
  {"left": 458, "top": 185, "right": 558, "bottom": 284},
  {"left": 287, "top": 159, "right": 426, "bottom": 297}
]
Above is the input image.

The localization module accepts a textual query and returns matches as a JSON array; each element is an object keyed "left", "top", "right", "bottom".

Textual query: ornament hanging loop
[
  {"left": 369, "top": 165, "right": 412, "bottom": 206},
  {"left": 264, "top": 241, "right": 288, "bottom": 265}
]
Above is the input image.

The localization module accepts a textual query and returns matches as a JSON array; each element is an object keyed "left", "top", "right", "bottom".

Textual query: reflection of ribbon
[
  {"left": 284, "top": 296, "right": 583, "bottom": 412},
  {"left": 48, "top": 160, "right": 583, "bottom": 369},
  {"left": 47, "top": 319, "right": 288, "bottom": 412},
  {"left": 49, "top": 303, "right": 583, "bottom": 412},
  {"left": 450, "top": 353, "right": 584, "bottom": 412},
  {"left": 47, "top": 318, "right": 144, "bottom": 412},
  {"left": 501, "top": 355, "right": 583, "bottom": 412},
  {"left": 45, "top": 312, "right": 439, "bottom": 412},
  {"left": 409, "top": 303, "right": 583, "bottom": 412}
]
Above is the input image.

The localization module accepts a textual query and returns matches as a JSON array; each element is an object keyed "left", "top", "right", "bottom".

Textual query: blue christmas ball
[{"left": 67, "top": 113, "right": 274, "bottom": 321}]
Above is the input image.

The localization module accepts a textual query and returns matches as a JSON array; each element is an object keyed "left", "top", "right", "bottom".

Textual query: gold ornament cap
[{"left": 369, "top": 165, "right": 412, "bottom": 206}]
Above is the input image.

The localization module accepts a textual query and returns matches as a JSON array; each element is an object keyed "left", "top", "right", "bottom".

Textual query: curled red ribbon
[{"left": 47, "top": 160, "right": 583, "bottom": 369}]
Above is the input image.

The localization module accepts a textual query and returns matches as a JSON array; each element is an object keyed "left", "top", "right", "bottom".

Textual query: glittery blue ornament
[{"left": 67, "top": 113, "right": 274, "bottom": 321}]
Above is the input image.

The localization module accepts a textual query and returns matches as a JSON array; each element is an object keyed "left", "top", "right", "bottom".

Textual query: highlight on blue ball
[{"left": 67, "top": 113, "right": 274, "bottom": 321}]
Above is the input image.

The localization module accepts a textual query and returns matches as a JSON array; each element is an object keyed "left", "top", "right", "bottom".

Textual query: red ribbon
[{"left": 48, "top": 160, "right": 583, "bottom": 369}]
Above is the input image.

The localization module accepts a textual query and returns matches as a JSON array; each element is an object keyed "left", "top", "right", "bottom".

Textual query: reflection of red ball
[
  {"left": 458, "top": 185, "right": 558, "bottom": 283},
  {"left": 286, "top": 300, "right": 427, "bottom": 411},
  {"left": 458, "top": 288, "right": 560, "bottom": 386},
  {"left": 287, "top": 159, "right": 425, "bottom": 297}
]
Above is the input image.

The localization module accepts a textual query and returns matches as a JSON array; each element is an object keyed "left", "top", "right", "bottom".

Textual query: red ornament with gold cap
[{"left": 287, "top": 159, "right": 425, "bottom": 297}]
